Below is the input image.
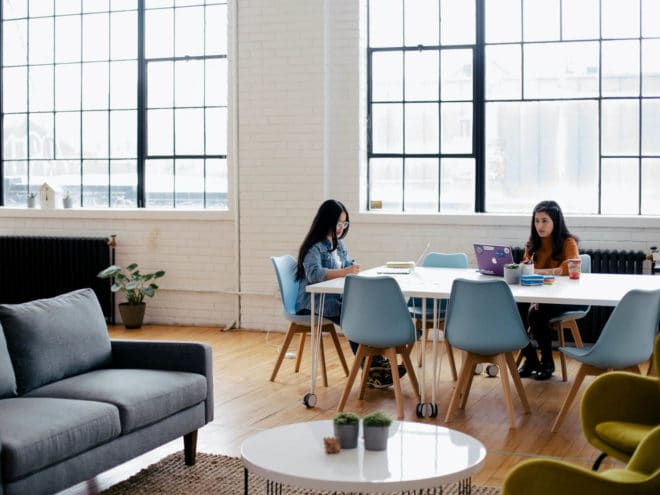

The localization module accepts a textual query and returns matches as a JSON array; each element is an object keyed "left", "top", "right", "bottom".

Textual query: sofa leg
[{"left": 184, "top": 430, "right": 198, "bottom": 466}]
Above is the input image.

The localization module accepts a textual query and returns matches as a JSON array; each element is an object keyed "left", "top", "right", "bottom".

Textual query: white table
[
  {"left": 305, "top": 267, "right": 660, "bottom": 412},
  {"left": 241, "top": 420, "right": 486, "bottom": 494}
]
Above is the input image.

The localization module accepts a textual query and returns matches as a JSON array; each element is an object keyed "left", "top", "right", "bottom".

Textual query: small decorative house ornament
[{"left": 39, "top": 182, "right": 62, "bottom": 209}]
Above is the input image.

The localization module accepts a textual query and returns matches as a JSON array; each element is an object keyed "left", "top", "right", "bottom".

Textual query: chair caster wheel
[
  {"left": 303, "top": 393, "right": 317, "bottom": 408},
  {"left": 428, "top": 403, "right": 438, "bottom": 418},
  {"left": 416, "top": 403, "right": 425, "bottom": 418},
  {"left": 486, "top": 364, "right": 499, "bottom": 377},
  {"left": 474, "top": 363, "right": 483, "bottom": 375}
]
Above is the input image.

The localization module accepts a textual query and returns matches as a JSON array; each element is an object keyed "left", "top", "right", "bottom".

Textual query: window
[
  {"left": 367, "top": 0, "right": 660, "bottom": 215},
  {"left": 1, "top": 0, "right": 228, "bottom": 209}
]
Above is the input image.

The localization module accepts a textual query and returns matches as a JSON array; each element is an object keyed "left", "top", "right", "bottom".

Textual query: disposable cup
[{"left": 568, "top": 258, "right": 581, "bottom": 279}]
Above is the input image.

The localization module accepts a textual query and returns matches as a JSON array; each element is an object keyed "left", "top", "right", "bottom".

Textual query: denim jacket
[{"left": 296, "top": 239, "right": 351, "bottom": 317}]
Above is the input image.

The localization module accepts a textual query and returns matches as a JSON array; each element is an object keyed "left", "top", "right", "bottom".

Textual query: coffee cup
[
  {"left": 567, "top": 258, "right": 581, "bottom": 279},
  {"left": 521, "top": 263, "right": 534, "bottom": 276}
]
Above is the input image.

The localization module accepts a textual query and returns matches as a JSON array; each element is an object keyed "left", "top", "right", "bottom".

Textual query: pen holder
[
  {"left": 503, "top": 264, "right": 521, "bottom": 284},
  {"left": 521, "top": 263, "right": 534, "bottom": 276}
]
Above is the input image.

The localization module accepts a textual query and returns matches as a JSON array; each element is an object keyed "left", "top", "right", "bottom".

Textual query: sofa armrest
[{"left": 110, "top": 339, "right": 213, "bottom": 423}]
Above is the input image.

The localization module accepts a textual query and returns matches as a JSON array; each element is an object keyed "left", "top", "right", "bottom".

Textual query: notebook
[{"left": 473, "top": 243, "right": 514, "bottom": 276}]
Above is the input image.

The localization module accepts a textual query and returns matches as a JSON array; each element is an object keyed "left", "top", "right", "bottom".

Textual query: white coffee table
[{"left": 240, "top": 420, "right": 486, "bottom": 494}]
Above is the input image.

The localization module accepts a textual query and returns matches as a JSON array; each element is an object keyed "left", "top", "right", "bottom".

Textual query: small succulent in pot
[
  {"left": 362, "top": 411, "right": 392, "bottom": 451},
  {"left": 333, "top": 412, "right": 360, "bottom": 449}
]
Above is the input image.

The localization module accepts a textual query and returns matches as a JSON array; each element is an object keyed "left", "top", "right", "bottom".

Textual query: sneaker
[
  {"left": 367, "top": 367, "right": 393, "bottom": 389},
  {"left": 518, "top": 360, "right": 539, "bottom": 378},
  {"left": 370, "top": 359, "right": 407, "bottom": 379}
]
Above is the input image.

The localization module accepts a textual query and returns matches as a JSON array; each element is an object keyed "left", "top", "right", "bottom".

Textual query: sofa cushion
[
  {"left": 0, "top": 323, "right": 17, "bottom": 398},
  {"left": 0, "top": 289, "right": 112, "bottom": 394},
  {"left": 26, "top": 368, "right": 207, "bottom": 434},
  {"left": 0, "top": 397, "right": 121, "bottom": 481}
]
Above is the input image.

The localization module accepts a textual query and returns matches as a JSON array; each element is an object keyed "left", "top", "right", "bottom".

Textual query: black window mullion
[
  {"left": 137, "top": 0, "right": 146, "bottom": 207},
  {"left": 474, "top": 0, "right": 486, "bottom": 212},
  {"left": 0, "top": 1, "right": 4, "bottom": 204}
]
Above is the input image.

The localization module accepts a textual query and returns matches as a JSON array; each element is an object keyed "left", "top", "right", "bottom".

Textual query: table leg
[
  {"left": 304, "top": 294, "right": 325, "bottom": 408},
  {"left": 243, "top": 467, "right": 248, "bottom": 495}
]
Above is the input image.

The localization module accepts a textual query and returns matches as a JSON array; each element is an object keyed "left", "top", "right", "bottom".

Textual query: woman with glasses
[{"left": 295, "top": 199, "right": 402, "bottom": 388}]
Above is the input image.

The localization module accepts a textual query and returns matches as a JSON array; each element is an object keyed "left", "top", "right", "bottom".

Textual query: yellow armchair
[
  {"left": 502, "top": 425, "right": 660, "bottom": 495},
  {"left": 581, "top": 334, "right": 660, "bottom": 469}
]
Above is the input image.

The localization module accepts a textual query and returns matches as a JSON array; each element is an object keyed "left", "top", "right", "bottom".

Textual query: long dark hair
[
  {"left": 296, "top": 199, "right": 350, "bottom": 280},
  {"left": 526, "top": 200, "right": 577, "bottom": 261}
]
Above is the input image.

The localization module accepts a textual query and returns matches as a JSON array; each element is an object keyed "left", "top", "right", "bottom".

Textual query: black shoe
[
  {"left": 397, "top": 364, "right": 407, "bottom": 379},
  {"left": 534, "top": 362, "right": 555, "bottom": 381},
  {"left": 518, "top": 360, "right": 539, "bottom": 378}
]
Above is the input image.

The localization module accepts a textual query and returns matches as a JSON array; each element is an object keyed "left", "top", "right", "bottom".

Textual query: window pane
[
  {"left": 441, "top": 158, "right": 475, "bottom": 213},
  {"left": 602, "top": 0, "right": 639, "bottom": 39},
  {"left": 642, "top": 100, "right": 660, "bottom": 155},
  {"left": 29, "top": 65, "right": 54, "bottom": 112},
  {"left": 148, "top": 61, "right": 174, "bottom": 107},
  {"left": 205, "top": 58, "right": 227, "bottom": 106},
  {"left": 55, "top": 112, "right": 80, "bottom": 158},
  {"left": 3, "top": 114, "right": 27, "bottom": 159},
  {"left": 369, "top": 0, "right": 402, "bottom": 48},
  {"left": 405, "top": 50, "right": 437, "bottom": 101},
  {"left": 110, "top": 11, "right": 137, "bottom": 60},
  {"left": 601, "top": 99, "right": 639, "bottom": 156},
  {"left": 602, "top": 41, "right": 640, "bottom": 97},
  {"left": 405, "top": 158, "right": 438, "bottom": 211},
  {"left": 372, "top": 51, "right": 403, "bottom": 101},
  {"left": 485, "top": 0, "right": 521, "bottom": 43},
  {"left": 405, "top": 103, "right": 438, "bottom": 154},
  {"left": 82, "top": 62, "right": 109, "bottom": 110},
  {"left": 55, "top": 15, "right": 81, "bottom": 64},
  {"left": 2, "top": 161, "right": 28, "bottom": 206},
  {"left": 83, "top": 160, "right": 109, "bottom": 207},
  {"left": 205, "top": 158, "right": 228, "bottom": 209},
  {"left": 29, "top": 0, "right": 53, "bottom": 16},
  {"left": 84, "top": 0, "right": 109, "bottom": 13},
  {"left": 404, "top": 0, "right": 438, "bottom": 47},
  {"left": 110, "top": 61, "right": 137, "bottom": 109},
  {"left": 146, "top": 159, "right": 174, "bottom": 207},
  {"left": 83, "top": 14, "right": 109, "bottom": 62},
  {"left": 441, "top": 49, "right": 472, "bottom": 101},
  {"left": 642, "top": 159, "right": 660, "bottom": 214},
  {"left": 642, "top": 0, "right": 660, "bottom": 36},
  {"left": 441, "top": 0, "right": 475, "bottom": 45},
  {"left": 29, "top": 18, "right": 54, "bottom": 65},
  {"left": 369, "top": 158, "right": 402, "bottom": 211},
  {"left": 175, "top": 59, "right": 204, "bottom": 107},
  {"left": 175, "top": 6, "right": 204, "bottom": 57},
  {"left": 146, "top": 9, "right": 173, "bottom": 58},
  {"left": 523, "top": 0, "right": 559, "bottom": 42},
  {"left": 4, "top": 1, "right": 27, "bottom": 19},
  {"left": 601, "top": 158, "right": 639, "bottom": 214},
  {"left": 29, "top": 113, "right": 54, "bottom": 159},
  {"left": 642, "top": 39, "right": 660, "bottom": 97},
  {"left": 3, "top": 20, "right": 27, "bottom": 66},
  {"left": 82, "top": 111, "right": 108, "bottom": 158},
  {"left": 110, "top": 110, "right": 136, "bottom": 158},
  {"left": 486, "top": 101, "right": 598, "bottom": 213},
  {"left": 441, "top": 102, "right": 472, "bottom": 154},
  {"left": 3, "top": 67, "right": 27, "bottom": 113},
  {"left": 55, "top": 64, "right": 81, "bottom": 111},
  {"left": 206, "top": 5, "right": 227, "bottom": 55},
  {"left": 148, "top": 109, "right": 173, "bottom": 155},
  {"left": 175, "top": 159, "right": 204, "bottom": 208},
  {"left": 524, "top": 42, "right": 599, "bottom": 98},
  {"left": 562, "top": 0, "right": 599, "bottom": 40},
  {"left": 372, "top": 103, "right": 403, "bottom": 153},
  {"left": 111, "top": 160, "right": 137, "bottom": 207},
  {"left": 486, "top": 45, "right": 521, "bottom": 100},
  {"left": 175, "top": 108, "right": 204, "bottom": 155},
  {"left": 206, "top": 107, "right": 227, "bottom": 155},
  {"left": 57, "top": 0, "right": 82, "bottom": 15}
]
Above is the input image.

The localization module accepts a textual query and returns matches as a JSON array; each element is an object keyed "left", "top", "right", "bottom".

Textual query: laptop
[{"left": 473, "top": 243, "right": 514, "bottom": 276}]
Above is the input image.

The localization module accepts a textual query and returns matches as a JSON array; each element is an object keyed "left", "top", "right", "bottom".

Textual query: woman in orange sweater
[{"left": 518, "top": 200, "right": 580, "bottom": 381}]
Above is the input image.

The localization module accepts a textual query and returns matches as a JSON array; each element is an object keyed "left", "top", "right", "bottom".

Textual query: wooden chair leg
[
  {"left": 295, "top": 332, "right": 306, "bottom": 372},
  {"left": 359, "top": 352, "right": 374, "bottom": 400},
  {"left": 505, "top": 352, "right": 530, "bottom": 413},
  {"left": 384, "top": 347, "right": 405, "bottom": 419},
  {"left": 569, "top": 320, "right": 584, "bottom": 347},
  {"left": 445, "top": 340, "right": 458, "bottom": 381},
  {"left": 327, "top": 325, "right": 350, "bottom": 376},
  {"left": 494, "top": 354, "right": 516, "bottom": 429},
  {"left": 399, "top": 344, "right": 420, "bottom": 400},
  {"left": 459, "top": 355, "right": 478, "bottom": 410},
  {"left": 319, "top": 334, "right": 328, "bottom": 387},
  {"left": 270, "top": 324, "right": 298, "bottom": 382},
  {"left": 551, "top": 364, "right": 588, "bottom": 432},
  {"left": 554, "top": 322, "right": 568, "bottom": 382},
  {"left": 338, "top": 346, "right": 365, "bottom": 412},
  {"left": 445, "top": 353, "right": 475, "bottom": 423},
  {"left": 183, "top": 430, "right": 198, "bottom": 466}
]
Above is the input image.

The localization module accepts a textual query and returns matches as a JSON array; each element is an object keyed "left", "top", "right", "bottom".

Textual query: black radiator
[
  {"left": 0, "top": 236, "right": 114, "bottom": 322},
  {"left": 512, "top": 247, "right": 647, "bottom": 342}
]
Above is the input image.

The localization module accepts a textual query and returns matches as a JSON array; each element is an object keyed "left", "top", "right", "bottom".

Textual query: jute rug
[{"left": 100, "top": 452, "right": 500, "bottom": 495}]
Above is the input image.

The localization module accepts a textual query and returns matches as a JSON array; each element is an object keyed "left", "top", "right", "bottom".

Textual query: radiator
[
  {"left": 0, "top": 236, "right": 114, "bottom": 322},
  {"left": 512, "top": 247, "right": 647, "bottom": 342}
]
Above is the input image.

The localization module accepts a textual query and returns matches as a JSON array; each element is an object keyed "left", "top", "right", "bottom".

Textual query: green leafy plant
[
  {"left": 97, "top": 263, "right": 165, "bottom": 305},
  {"left": 504, "top": 263, "right": 520, "bottom": 269},
  {"left": 333, "top": 412, "right": 359, "bottom": 426},
  {"left": 27, "top": 191, "right": 37, "bottom": 199},
  {"left": 362, "top": 411, "right": 392, "bottom": 427}
]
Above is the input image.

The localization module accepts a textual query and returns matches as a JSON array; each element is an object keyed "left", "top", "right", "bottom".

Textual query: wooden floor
[{"left": 58, "top": 324, "right": 636, "bottom": 494}]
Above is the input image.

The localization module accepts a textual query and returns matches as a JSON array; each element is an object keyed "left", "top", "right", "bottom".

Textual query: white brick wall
[{"left": 2, "top": 0, "right": 659, "bottom": 331}]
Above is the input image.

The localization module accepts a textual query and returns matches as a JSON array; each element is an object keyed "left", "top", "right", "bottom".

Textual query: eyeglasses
[{"left": 336, "top": 221, "right": 349, "bottom": 230}]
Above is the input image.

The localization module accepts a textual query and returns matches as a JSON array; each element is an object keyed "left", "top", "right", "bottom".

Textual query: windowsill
[{"left": 0, "top": 207, "right": 234, "bottom": 221}]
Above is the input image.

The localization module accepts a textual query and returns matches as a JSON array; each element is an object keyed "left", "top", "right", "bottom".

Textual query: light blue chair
[
  {"left": 549, "top": 253, "right": 592, "bottom": 381},
  {"left": 444, "top": 278, "right": 531, "bottom": 428},
  {"left": 337, "top": 275, "right": 420, "bottom": 419},
  {"left": 409, "top": 252, "right": 468, "bottom": 376},
  {"left": 551, "top": 288, "right": 660, "bottom": 432},
  {"left": 270, "top": 255, "right": 349, "bottom": 386}
]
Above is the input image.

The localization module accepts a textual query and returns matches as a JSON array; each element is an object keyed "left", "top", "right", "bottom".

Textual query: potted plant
[
  {"left": 333, "top": 412, "right": 360, "bottom": 449},
  {"left": 62, "top": 191, "right": 73, "bottom": 208},
  {"left": 503, "top": 263, "right": 521, "bottom": 284},
  {"left": 27, "top": 192, "right": 37, "bottom": 208},
  {"left": 97, "top": 263, "right": 165, "bottom": 329},
  {"left": 362, "top": 411, "right": 392, "bottom": 451}
]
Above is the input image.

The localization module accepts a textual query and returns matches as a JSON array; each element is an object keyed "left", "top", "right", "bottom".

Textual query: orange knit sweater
[{"left": 523, "top": 237, "right": 579, "bottom": 276}]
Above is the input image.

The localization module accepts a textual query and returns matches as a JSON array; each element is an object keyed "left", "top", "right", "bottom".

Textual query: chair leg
[
  {"left": 553, "top": 321, "right": 568, "bottom": 382},
  {"left": 569, "top": 320, "right": 584, "bottom": 347},
  {"left": 270, "top": 324, "right": 298, "bottom": 382},
  {"left": 295, "top": 332, "right": 306, "bottom": 372},
  {"left": 494, "top": 354, "right": 516, "bottom": 429},
  {"left": 319, "top": 334, "right": 328, "bottom": 387},
  {"left": 459, "top": 355, "right": 478, "bottom": 410},
  {"left": 592, "top": 452, "right": 607, "bottom": 471},
  {"left": 445, "top": 353, "right": 476, "bottom": 423},
  {"left": 384, "top": 347, "right": 405, "bottom": 419},
  {"left": 505, "top": 352, "right": 530, "bottom": 413},
  {"left": 551, "top": 364, "right": 589, "bottom": 433},
  {"left": 359, "top": 353, "right": 374, "bottom": 400},
  {"left": 399, "top": 344, "right": 420, "bottom": 400},
  {"left": 327, "top": 324, "right": 350, "bottom": 376},
  {"left": 417, "top": 321, "right": 427, "bottom": 368},
  {"left": 337, "top": 346, "right": 365, "bottom": 412},
  {"left": 445, "top": 340, "right": 458, "bottom": 381}
]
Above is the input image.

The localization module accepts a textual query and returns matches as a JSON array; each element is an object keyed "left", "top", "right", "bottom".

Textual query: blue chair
[
  {"left": 551, "top": 288, "right": 660, "bottom": 432},
  {"left": 409, "top": 252, "right": 468, "bottom": 376},
  {"left": 549, "top": 253, "right": 592, "bottom": 381},
  {"left": 270, "top": 255, "right": 349, "bottom": 386},
  {"left": 444, "top": 278, "right": 531, "bottom": 428},
  {"left": 337, "top": 275, "right": 420, "bottom": 419}
]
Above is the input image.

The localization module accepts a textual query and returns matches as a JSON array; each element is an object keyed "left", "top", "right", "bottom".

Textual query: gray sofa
[{"left": 0, "top": 289, "right": 213, "bottom": 495}]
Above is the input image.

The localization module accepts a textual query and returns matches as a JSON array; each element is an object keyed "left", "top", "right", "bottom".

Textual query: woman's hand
[
  {"left": 344, "top": 264, "right": 361, "bottom": 275},
  {"left": 535, "top": 267, "right": 561, "bottom": 276}
]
